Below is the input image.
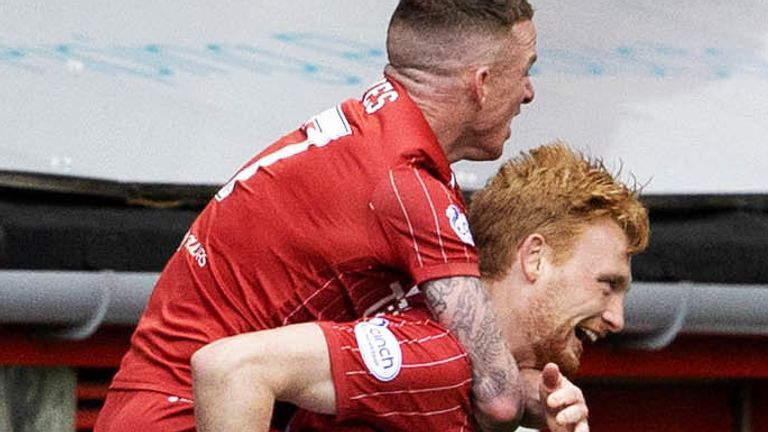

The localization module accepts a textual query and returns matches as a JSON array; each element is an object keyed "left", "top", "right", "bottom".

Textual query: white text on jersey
[
  {"left": 363, "top": 79, "right": 399, "bottom": 114},
  {"left": 215, "top": 105, "right": 352, "bottom": 201},
  {"left": 179, "top": 231, "right": 208, "bottom": 268}
]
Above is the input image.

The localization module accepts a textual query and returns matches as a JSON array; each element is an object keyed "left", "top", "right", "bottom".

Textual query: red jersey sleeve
[
  {"left": 310, "top": 312, "right": 474, "bottom": 430},
  {"left": 369, "top": 166, "right": 480, "bottom": 284}
]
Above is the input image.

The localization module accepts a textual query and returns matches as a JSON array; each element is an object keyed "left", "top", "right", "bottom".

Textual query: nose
[
  {"left": 603, "top": 295, "right": 625, "bottom": 333},
  {"left": 522, "top": 77, "right": 535, "bottom": 104}
]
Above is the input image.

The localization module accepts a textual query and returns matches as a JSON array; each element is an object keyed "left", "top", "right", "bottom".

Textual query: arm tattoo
[
  {"left": 422, "top": 277, "right": 517, "bottom": 404},
  {"left": 422, "top": 277, "right": 454, "bottom": 318}
]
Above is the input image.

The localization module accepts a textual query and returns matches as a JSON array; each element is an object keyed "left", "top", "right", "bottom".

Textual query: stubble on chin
[
  {"left": 525, "top": 294, "right": 581, "bottom": 376},
  {"left": 531, "top": 320, "right": 581, "bottom": 377}
]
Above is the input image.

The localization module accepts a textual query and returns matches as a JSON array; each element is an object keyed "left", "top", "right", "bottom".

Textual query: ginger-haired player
[{"left": 192, "top": 141, "right": 650, "bottom": 432}]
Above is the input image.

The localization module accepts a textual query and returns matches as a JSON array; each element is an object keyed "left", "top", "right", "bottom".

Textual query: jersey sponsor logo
[
  {"left": 445, "top": 204, "right": 475, "bottom": 246},
  {"left": 179, "top": 230, "right": 208, "bottom": 268},
  {"left": 354, "top": 318, "right": 402, "bottom": 382}
]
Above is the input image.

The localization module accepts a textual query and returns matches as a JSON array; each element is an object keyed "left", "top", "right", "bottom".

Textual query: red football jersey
[
  {"left": 288, "top": 307, "right": 475, "bottom": 432},
  {"left": 109, "top": 77, "right": 480, "bottom": 398}
]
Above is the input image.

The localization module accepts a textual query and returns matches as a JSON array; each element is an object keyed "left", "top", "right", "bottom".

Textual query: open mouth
[{"left": 575, "top": 326, "right": 600, "bottom": 343}]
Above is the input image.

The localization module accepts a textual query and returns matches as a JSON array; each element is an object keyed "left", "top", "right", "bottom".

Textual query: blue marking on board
[{"left": 1, "top": 32, "right": 767, "bottom": 84}]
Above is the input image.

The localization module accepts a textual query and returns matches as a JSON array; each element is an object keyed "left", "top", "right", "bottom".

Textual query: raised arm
[
  {"left": 191, "top": 323, "right": 335, "bottom": 432},
  {"left": 421, "top": 276, "right": 523, "bottom": 431}
]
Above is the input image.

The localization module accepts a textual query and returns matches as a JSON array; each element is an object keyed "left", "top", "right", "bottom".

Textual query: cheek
[
  {"left": 574, "top": 296, "right": 607, "bottom": 321},
  {"left": 507, "top": 80, "right": 526, "bottom": 103},
  {"left": 536, "top": 298, "right": 574, "bottom": 337},
  {"left": 559, "top": 274, "right": 606, "bottom": 311},
  {"left": 503, "top": 89, "right": 520, "bottom": 112},
  {"left": 491, "top": 98, "right": 512, "bottom": 119},
  {"left": 525, "top": 294, "right": 559, "bottom": 335}
]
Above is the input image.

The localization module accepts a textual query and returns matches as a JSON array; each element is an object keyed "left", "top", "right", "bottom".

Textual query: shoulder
[{"left": 371, "top": 165, "right": 461, "bottom": 212}]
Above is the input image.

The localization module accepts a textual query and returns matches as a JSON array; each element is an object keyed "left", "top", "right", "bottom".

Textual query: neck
[{"left": 385, "top": 64, "right": 473, "bottom": 163}]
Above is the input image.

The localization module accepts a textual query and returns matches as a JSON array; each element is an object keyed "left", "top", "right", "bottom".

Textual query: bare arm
[
  {"left": 191, "top": 323, "right": 335, "bottom": 432},
  {"left": 421, "top": 276, "right": 523, "bottom": 431}
]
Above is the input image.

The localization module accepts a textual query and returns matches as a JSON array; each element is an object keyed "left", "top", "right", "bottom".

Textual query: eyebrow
[
  {"left": 598, "top": 274, "right": 630, "bottom": 292},
  {"left": 528, "top": 54, "right": 538, "bottom": 67}
]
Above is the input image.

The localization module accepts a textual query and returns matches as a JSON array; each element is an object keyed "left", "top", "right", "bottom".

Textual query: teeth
[{"left": 579, "top": 327, "right": 599, "bottom": 343}]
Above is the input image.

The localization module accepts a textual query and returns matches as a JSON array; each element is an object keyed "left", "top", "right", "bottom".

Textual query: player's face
[
  {"left": 526, "top": 219, "right": 631, "bottom": 376},
  {"left": 472, "top": 20, "right": 537, "bottom": 160}
]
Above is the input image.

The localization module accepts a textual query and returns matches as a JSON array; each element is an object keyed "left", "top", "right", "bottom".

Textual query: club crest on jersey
[
  {"left": 446, "top": 204, "right": 475, "bottom": 246},
  {"left": 354, "top": 318, "right": 402, "bottom": 382}
]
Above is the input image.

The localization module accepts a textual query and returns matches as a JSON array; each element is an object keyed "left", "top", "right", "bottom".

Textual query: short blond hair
[{"left": 469, "top": 141, "right": 650, "bottom": 280}]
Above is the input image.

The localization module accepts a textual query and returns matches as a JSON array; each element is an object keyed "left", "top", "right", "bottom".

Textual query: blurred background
[{"left": 1, "top": 1, "right": 767, "bottom": 431}]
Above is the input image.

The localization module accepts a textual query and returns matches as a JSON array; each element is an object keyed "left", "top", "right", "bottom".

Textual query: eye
[
  {"left": 599, "top": 279, "right": 617, "bottom": 296},
  {"left": 524, "top": 66, "right": 534, "bottom": 77}
]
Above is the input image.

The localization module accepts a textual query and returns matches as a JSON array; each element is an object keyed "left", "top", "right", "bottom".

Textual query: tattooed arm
[{"left": 421, "top": 276, "right": 523, "bottom": 431}]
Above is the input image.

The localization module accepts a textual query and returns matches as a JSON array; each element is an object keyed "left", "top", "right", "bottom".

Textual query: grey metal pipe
[
  {"left": 0, "top": 271, "right": 156, "bottom": 340},
  {"left": 1, "top": 272, "right": 767, "bottom": 347},
  {"left": 622, "top": 282, "right": 768, "bottom": 349}
]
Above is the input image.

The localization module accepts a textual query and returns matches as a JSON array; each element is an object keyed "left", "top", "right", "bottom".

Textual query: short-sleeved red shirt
[
  {"left": 288, "top": 306, "right": 475, "bottom": 431},
  {"left": 109, "top": 77, "right": 479, "bottom": 399}
]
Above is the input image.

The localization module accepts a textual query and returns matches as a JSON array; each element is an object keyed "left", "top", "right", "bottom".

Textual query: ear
[
  {"left": 470, "top": 66, "right": 492, "bottom": 106},
  {"left": 519, "top": 233, "right": 545, "bottom": 282}
]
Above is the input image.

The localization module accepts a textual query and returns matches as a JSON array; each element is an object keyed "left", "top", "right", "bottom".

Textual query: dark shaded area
[
  {"left": 0, "top": 172, "right": 766, "bottom": 284},
  {"left": 633, "top": 210, "right": 768, "bottom": 283}
]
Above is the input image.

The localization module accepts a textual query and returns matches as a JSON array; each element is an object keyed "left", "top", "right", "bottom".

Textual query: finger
[
  {"left": 575, "top": 420, "right": 590, "bottom": 432},
  {"left": 555, "top": 403, "right": 589, "bottom": 426},
  {"left": 540, "top": 363, "right": 561, "bottom": 394},
  {"left": 548, "top": 385, "right": 584, "bottom": 409}
]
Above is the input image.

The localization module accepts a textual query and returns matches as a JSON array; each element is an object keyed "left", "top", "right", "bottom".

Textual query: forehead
[
  {"left": 512, "top": 19, "right": 537, "bottom": 45},
  {"left": 564, "top": 219, "right": 631, "bottom": 277},
  {"left": 509, "top": 20, "right": 537, "bottom": 58},
  {"left": 495, "top": 20, "right": 536, "bottom": 71}
]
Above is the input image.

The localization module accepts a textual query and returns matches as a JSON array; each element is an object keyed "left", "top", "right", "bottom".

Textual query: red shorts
[
  {"left": 94, "top": 390, "right": 195, "bottom": 432},
  {"left": 289, "top": 308, "right": 475, "bottom": 431}
]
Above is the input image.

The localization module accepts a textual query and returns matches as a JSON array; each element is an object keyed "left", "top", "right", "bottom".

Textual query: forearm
[
  {"left": 421, "top": 276, "right": 523, "bottom": 431},
  {"left": 191, "top": 324, "right": 335, "bottom": 432},
  {"left": 192, "top": 335, "right": 277, "bottom": 431},
  {"left": 195, "top": 374, "right": 275, "bottom": 431}
]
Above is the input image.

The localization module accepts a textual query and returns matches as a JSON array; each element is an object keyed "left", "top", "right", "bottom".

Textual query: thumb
[{"left": 540, "top": 363, "right": 562, "bottom": 394}]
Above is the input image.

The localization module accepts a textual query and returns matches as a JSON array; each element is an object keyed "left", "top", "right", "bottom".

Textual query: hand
[{"left": 538, "top": 363, "right": 589, "bottom": 432}]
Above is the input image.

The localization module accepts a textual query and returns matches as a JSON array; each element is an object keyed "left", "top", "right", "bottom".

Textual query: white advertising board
[{"left": 2, "top": 1, "right": 767, "bottom": 193}]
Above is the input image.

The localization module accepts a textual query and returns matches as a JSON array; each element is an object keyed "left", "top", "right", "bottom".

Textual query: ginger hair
[{"left": 469, "top": 141, "right": 650, "bottom": 280}]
